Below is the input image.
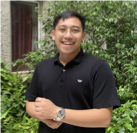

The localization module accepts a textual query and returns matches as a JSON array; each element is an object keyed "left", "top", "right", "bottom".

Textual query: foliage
[
  {"left": 106, "top": 100, "right": 137, "bottom": 133},
  {"left": 5, "top": 1, "right": 137, "bottom": 133},
  {"left": 1, "top": 61, "right": 39, "bottom": 133}
]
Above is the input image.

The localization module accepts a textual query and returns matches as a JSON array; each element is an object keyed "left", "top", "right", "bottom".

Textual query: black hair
[{"left": 53, "top": 11, "right": 85, "bottom": 31}]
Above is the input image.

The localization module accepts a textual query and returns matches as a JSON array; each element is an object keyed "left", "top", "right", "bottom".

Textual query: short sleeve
[
  {"left": 24, "top": 64, "right": 39, "bottom": 101},
  {"left": 93, "top": 61, "right": 121, "bottom": 109}
]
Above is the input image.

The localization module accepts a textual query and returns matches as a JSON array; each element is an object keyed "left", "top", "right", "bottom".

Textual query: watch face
[{"left": 58, "top": 108, "right": 65, "bottom": 118}]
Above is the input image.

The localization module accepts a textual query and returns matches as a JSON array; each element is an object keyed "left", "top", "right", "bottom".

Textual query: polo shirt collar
[{"left": 54, "top": 48, "right": 84, "bottom": 65}]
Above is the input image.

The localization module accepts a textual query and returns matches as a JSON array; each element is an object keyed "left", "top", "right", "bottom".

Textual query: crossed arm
[{"left": 26, "top": 97, "right": 113, "bottom": 129}]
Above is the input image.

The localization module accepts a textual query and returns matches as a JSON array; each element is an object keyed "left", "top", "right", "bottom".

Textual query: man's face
[{"left": 51, "top": 17, "right": 86, "bottom": 56}]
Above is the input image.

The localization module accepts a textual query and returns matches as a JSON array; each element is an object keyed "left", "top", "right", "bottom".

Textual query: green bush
[
  {"left": 1, "top": 61, "right": 39, "bottom": 133},
  {"left": 3, "top": 1, "right": 137, "bottom": 133},
  {"left": 107, "top": 100, "right": 137, "bottom": 133}
]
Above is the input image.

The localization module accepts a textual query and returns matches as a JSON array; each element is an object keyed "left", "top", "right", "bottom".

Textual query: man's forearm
[
  {"left": 26, "top": 101, "right": 38, "bottom": 119},
  {"left": 26, "top": 98, "right": 113, "bottom": 128},
  {"left": 61, "top": 107, "right": 113, "bottom": 128}
]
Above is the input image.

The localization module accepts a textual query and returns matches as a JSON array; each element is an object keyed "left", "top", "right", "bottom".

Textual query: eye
[
  {"left": 59, "top": 29, "right": 65, "bottom": 32},
  {"left": 72, "top": 29, "right": 79, "bottom": 32}
]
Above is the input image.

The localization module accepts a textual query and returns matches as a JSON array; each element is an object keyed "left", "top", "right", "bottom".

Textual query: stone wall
[{"left": 1, "top": 1, "right": 12, "bottom": 69}]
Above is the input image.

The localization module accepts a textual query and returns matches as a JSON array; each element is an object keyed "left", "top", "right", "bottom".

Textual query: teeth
[{"left": 63, "top": 42, "right": 73, "bottom": 45}]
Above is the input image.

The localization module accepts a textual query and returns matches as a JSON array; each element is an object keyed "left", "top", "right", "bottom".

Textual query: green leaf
[
  {"left": 1, "top": 107, "right": 12, "bottom": 119},
  {"left": 1, "top": 60, "right": 4, "bottom": 64},
  {"left": 22, "top": 76, "right": 29, "bottom": 83},
  {"left": 125, "top": 123, "right": 133, "bottom": 131},
  {"left": 116, "top": 43, "right": 120, "bottom": 48}
]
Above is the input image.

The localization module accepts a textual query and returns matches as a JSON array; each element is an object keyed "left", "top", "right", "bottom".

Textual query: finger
[
  {"left": 52, "top": 123, "right": 62, "bottom": 129},
  {"left": 34, "top": 102, "right": 41, "bottom": 107},
  {"left": 35, "top": 97, "right": 43, "bottom": 102},
  {"left": 50, "top": 121, "right": 63, "bottom": 129},
  {"left": 35, "top": 109, "right": 43, "bottom": 118},
  {"left": 35, "top": 106, "right": 40, "bottom": 112}
]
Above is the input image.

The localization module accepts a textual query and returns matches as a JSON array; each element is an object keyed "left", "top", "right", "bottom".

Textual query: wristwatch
[{"left": 55, "top": 107, "right": 65, "bottom": 121}]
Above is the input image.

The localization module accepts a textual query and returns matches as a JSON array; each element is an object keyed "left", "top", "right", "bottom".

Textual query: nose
[{"left": 64, "top": 30, "right": 73, "bottom": 39}]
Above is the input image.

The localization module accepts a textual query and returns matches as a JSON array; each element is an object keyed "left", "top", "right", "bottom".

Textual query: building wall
[
  {"left": 1, "top": 1, "right": 12, "bottom": 69},
  {"left": 1, "top": 1, "right": 47, "bottom": 70}
]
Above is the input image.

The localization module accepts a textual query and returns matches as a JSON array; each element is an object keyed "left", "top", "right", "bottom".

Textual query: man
[{"left": 25, "top": 11, "right": 121, "bottom": 133}]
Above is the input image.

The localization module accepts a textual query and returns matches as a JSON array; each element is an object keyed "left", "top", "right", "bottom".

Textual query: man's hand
[
  {"left": 42, "top": 119, "right": 63, "bottom": 129},
  {"left": 34, "top": 97, "right": 60, "bottom": 120},
  {"left": 34, "top": 97, "right": 62, "bottom": 129}
]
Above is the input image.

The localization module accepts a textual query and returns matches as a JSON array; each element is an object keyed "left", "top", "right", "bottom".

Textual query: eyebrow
[{"left": 58, "top": 25, "right": 81, "bottom": 29}]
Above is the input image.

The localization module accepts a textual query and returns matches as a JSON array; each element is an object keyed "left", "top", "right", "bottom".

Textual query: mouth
[{"left": 62, "top": 41, "right": 74, "bottom": 45}]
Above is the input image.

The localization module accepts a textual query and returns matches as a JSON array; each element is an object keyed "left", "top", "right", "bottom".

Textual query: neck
[{"left": 59, "top": 50, "right": 80, "bottom": 66}]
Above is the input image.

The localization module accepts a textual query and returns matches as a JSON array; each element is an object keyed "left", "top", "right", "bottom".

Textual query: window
[{"left": 11, "top": 1, "right": 38, "bottom": 72}]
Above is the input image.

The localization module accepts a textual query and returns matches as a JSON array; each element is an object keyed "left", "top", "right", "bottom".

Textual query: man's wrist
[{"left": 54, "top": 107, "right": 65, "bottom": 121}]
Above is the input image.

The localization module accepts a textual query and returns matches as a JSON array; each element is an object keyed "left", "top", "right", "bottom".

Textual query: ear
[
  {"left": 82, "top": 32, "right": 86, "bottom": 42},
  {"left": 51, "top": 30, "right": 55, "bottom": 40}
]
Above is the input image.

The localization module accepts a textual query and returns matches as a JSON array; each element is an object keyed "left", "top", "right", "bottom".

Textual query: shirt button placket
[{"left": 59, "top": 69, "right": 66, "bottom": 83}]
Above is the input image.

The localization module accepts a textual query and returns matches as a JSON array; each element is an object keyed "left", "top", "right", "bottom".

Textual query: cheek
[
  {"left": 54, "top": 37, "right": 61, "bottom": 43},
  {"left": 76, "top": 35, "right": 83, "bottom": 42},
  {"left": 77, "top": 33, "right": 84, "bottom": 38},
  {"left": 55, "top": 34, "right": 63, "bottom": 41}
]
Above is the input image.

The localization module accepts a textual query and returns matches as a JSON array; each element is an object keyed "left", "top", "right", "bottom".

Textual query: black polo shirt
[{"left": 25, "top": 49, "right": 121, "bottom": 133}]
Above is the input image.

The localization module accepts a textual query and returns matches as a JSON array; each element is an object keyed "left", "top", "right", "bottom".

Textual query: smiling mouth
[{"left": 62, "top": 42, "right": 74, "bottom": 45}]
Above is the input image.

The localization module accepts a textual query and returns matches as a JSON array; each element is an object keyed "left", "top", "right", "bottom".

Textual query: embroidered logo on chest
[{"left": 77, "top": 79, "right": 82, "bottom": 83}]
